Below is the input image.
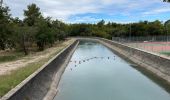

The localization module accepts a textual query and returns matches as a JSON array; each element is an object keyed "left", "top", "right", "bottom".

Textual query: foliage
[
  {"left": 24, "top": 3, "right": 41, "bottom": 26},
  {"left": 0, "top": 6, "right": 13, "bottom": 50},
  {"left": 0, "top": 39, "right": 72, "bottom": 97},
  {"left": 14, "top": 26, "right": 37, "bottom": 55},
  {"left": 163, "top": 0, "right": 170, "bottom": 2},
  {"left": 0, "top": 3, "right": 170, "bottom": 53},
  {"left": 0, "top": 4, "right": 69, "bottom": 54},
  {"left": 68, "top": 20, "right": 166, "bottom": 39},
  {"left": 165, "top": 20, "right": 170, "bottom": 34}
]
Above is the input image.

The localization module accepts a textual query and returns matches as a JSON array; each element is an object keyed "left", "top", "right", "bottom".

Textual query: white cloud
[
  {"left": 4, "top": 0, "right": 170, "bottom": 23},
  {"left": 68, "top": 16, "right": 101, "bottom": 23},
  {"left": 143, "top": 7, "right": 170, "bottom": 15},
  {"left": 37, "top": 0, "right": 114, "bottom": 21}
]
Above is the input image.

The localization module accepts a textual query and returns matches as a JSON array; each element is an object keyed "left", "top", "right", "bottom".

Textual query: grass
[
  {"left": 0, "top": 52, "right": 25, "bottom": 63},
  {"left": 160, "top": 51, "right": 170, "bottom": 56},
  {"left": 0, "top": 60, "right": 45, "bottom": 97},
  {"left": 0, "top": 40, "right": 71, "bottom": 63},
  {"left": 0, "top": 39, "right": 75, "bottom": 97}
]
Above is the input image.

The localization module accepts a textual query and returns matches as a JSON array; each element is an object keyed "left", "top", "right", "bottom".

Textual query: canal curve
[{"left": 54, "top": 41, "right": 170, "bottom": 100}]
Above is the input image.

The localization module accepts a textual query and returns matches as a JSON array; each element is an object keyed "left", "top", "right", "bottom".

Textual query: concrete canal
[{"left": 54, "top": 41, "right": 170, "bottom": 100}]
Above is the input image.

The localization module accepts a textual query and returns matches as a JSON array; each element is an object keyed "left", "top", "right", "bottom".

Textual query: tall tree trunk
[
  {"left": 22, "top": 33, "right": 28, "bottom": 55},
  {"left": 0, "top": 39, "right": 5, "bottom": 50}
]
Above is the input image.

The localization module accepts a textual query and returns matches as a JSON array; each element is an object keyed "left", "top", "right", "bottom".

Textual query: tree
[
  {"left": 24, "top": 3, "right": 41, "bottom": 26},
  {"left": 0, "top": 6, "right": 12, "bottom": 50},
  {"left": 51, "top": 19, "right": 69, "bottom": 40},
  {"left": 147, "top": 20, "right": 164, "bottom": 36},
  {"left": 165, "top": 20, "right": 170, "bottom": 35},
  {"left": 35, "top": 17, "right": 56, "bottom": 50},
  {"left": 163, "top": 0, "right": 170, "bottom": 2},
  {"left": 14, "top": 25, "right": 37, "bottom": 55},
  {"left": 97, "top": 20, "right": 105, "bottom": 27}
]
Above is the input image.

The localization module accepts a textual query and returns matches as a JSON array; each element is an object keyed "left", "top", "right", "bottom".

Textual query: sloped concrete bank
[
  {"left": 97, "top": 38, "right": 170, "bottom": 84},
  {"left": 1, "top": 40, "right": 79, "bottom": 100},
  {"left": 77, "top": 37, "right": 170, "bottom": 84}
]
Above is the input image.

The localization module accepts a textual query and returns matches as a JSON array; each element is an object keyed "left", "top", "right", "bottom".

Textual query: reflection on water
[{"left": 54, "top": 41, "right": 170, "bottom": 100}]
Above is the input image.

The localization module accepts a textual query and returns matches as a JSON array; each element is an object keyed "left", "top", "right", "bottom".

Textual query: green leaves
[
  {"left": 1, "top": 2, "right": 170, "bottom": 53},
  {"left": 24, "top": 3, "right": 41, "bottom": 26},
  {"left": 163, "top": 0, "right": 170, "bottom": 2},
  {"left": 0, "top": 6, "right": 12, "bottom": 50}
]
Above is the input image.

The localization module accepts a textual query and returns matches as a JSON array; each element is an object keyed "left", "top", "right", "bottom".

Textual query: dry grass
[{"left": 0, "top": 39, "right": 75, "bottom": 97}]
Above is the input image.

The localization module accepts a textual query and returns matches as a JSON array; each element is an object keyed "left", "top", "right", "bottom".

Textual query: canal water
[{"left": 54, "top": 41, "right": 170, "bottom": 100}]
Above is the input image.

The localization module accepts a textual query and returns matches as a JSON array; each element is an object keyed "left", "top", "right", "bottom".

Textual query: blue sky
[{"left": 4, "top": 0, "right": 170, "bottom": 23}]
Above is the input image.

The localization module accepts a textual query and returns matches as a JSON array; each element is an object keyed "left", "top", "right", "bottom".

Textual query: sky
[{"left": 3, "top": 0, "right": 170, "bottom": 23}]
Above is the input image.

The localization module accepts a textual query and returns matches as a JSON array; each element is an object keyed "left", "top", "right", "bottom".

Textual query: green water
[{"left": 54, "top": 41, "right": 170, "bottom": 100}]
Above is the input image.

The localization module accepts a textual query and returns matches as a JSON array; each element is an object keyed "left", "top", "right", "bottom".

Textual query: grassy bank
[
  {"left": 0, "top": 52, "right": 25, "bottom": 63},
  {"left": 0, "top": 39, "right": 75, "bottom": 97}
]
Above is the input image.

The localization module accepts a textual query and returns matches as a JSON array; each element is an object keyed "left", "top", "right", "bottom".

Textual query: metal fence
[
  {"left": 112, "top": 35, "right": 170, "bottom": 55},
  {"left": 112, "top": 35, "right": 170, "bottom": 43}
]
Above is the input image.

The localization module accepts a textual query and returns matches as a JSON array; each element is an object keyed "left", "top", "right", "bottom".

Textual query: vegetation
[
  {"left": 0, "top": 1, "right": 170, "bottom": 97},
  {"left": 1, "top": 3, "right": 170, "bottom": 55},
  {"left": 0, "top": 52, "right": 25, "bottom": 63},
  {"left": 0, "top": 3, "right": 68, "bottom": 55},
  {"left": 163, "top": 0, "right": 170, "bottom": 2},
  {"left": 0, "top": 60, "right": 44, "bottom": 96},
  {"left": 0, "top": 39, "right": 74, "bottom": 97},
  {"left": 69, "top": 20, "right": 169, "bottom": 39}
]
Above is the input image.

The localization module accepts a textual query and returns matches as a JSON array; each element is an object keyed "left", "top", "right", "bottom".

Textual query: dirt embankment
[{"left": 0, "top": 39, "right": 75, "bottom": 76}]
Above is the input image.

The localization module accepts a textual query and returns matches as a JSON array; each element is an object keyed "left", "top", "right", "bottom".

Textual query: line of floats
[{"left": 69, "top": 56, "right": 116, "bottom": 71}]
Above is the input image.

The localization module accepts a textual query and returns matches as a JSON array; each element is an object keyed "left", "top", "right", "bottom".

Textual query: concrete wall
[
  {"left": 97, "top": 38, "right": 170, "bottom": 83},
  {"left": 1, "top": 40, "right": 79, "bottom": 100},
  {"left": 2, "top": 37, "right": 170, "bottom": 100}
]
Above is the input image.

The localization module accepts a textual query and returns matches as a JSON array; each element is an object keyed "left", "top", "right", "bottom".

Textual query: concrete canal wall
[
  {"left": 76, "top": 37, "right": 170, "bottom": 84},
  {"left": 1, "top": 40, "right": 79, "bottom": 100},
  {"left": 97, "top": 38, "right": 170, "bottom": 84},
  {"left": 2, "top": 37, "right": 170, "bottom": 100}
]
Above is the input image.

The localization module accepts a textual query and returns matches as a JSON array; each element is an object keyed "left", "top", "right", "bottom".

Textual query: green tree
[
  {"left": 35, "top": 17, "right": 56, "bottom": 50},
  {"left": 97, "top": 20, "right": 105, "bottom": 27},
  {"left": 163, "top": 0, "right": 170, "bottom": 2},
  {"left": 147, "top": 20, "right": 164, "bottom": 36},
  {"left": 12, "top": 18, "right": 37, "bottom": 55},
  {"left": 0, "top": 6, "right": 12, "bottom": 50},
  {"left": 52, "top": 19, "right": 68, "bottom": 40},
  {"left": 165, "top": 20, "right": 170, "bottom": 35},
  {"left": 24, "top": 3, "right": 41, "bottom": 26}
]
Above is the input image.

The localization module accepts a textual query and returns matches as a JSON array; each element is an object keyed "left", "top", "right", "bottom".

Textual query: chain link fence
[{"left": 112, "top": 35, "right": 170, "bottom": 55}]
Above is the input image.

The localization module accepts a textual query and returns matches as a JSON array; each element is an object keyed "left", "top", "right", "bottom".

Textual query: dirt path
[{"left": 0, "top": 39, "right": 75, "bottom": 75}]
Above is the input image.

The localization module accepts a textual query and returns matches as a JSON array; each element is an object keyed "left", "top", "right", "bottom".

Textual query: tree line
[
  {"left": 0, "top": 3, "right": 170, "bottom": 55},
  {"left": 70, "top": 20, "right": 170, "bottom": 38},
  {"left": 0, "top": 4, "right": 68, "bottom": 55}
]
